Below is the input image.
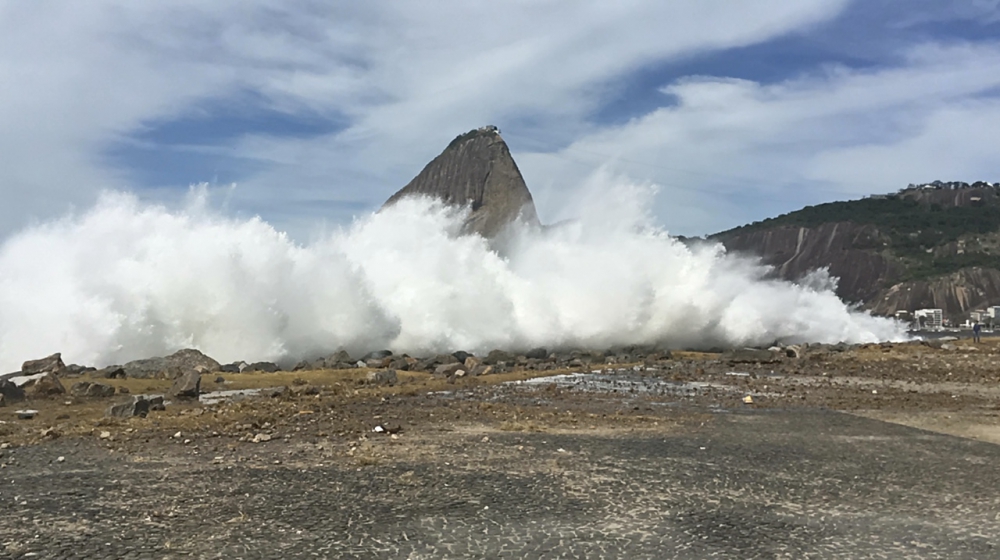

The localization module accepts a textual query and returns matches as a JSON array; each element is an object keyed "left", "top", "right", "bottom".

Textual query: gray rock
[
  {"left": 361, "top": 350, "right": 393, "bottom": 361},
  {"left": 483, "top": 349, "right": 516, "bottom": 366},
  {"left": 123, "top": 349, "right": 220, "bottom": 379},
  {"left": 388, "top": 357, "right": 411, "bottom": 371},
  {"left": 145, "top": 394, "right": 165, "bottom": 411},
  {"left": 434, "top": 363, "right": 465, "bottom": 378},
  {"left": 382, "top": 127, "right": 541, "bottom": 239},
  {"left": 95, "top": 366, "right": 126, "bottom": 379},
  {"left": 64, "top": 364, "right": 94, "bottom": 376},
  {"left": 21, "top": 353, "right": 67, "bottom": 376},
  {"left": 471, "top": 365, "right": 494, "bottom": 377},
  {"left": 70, "top": 382, "right": 116, "bottom": 398},
  {"left": 452, "top": 351, "right": 473, "bottom": 364},
  {"left": 219, "top": 362, "right": 244, "bottom": 373},
  {"left": 106, "top": 396, "right": 151, "bottom": 418},
  {"left": 524, "top": 347, "right": 549, "bottom": 360},
  {"left": 260, "top": 386, "right": 288, "bottom": 398},
  {"left": 365, "top": 357, "right": 392, "bottom": 369},
  {"left": 169, "top": 371, "right": 201, "bottom": 399},
  {"left": 26, "top": 372, "right": 65, "bottom": 397},
  {"left": 327, "top": 350, "right": 352, "bottom": 364},
  {"left": 366, "top": 369, "right": 398, "bottom": 386},
  {"left": 0, "top": 379, "right": 25, "bottom": 405}
]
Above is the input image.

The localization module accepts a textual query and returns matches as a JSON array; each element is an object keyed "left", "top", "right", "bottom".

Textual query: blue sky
[{"left": 1, "top": 0, "right": 999, "bottom": 240}]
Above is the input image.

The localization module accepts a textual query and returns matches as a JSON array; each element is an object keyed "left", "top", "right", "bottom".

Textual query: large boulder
[
  {"left": 21, "top": 353, "right": 67, "bottom": 376},
  {"left": 383, "top": 126, "right": 541, "bottom": 239},
  {"left": 434, "top": 363, "right": 466, "bottom": 378},
  {"left": 483, "top": 349, "right": 516, "bottom": 366},
  {"left": 244, "top": 362, "right": 281, "bottom": 373},
  {"left": 123, "top": 349, "right": 220, "bottom": 379},
  {"left": 524, "top": 348, "right": 549, "bottom": 360},
  {"left": 26, "top": 372, "right": 65, "bottom": 397},
  {"left": 169, "top": 371, "right": 201, "bottom": 399},
  {"left": 0, "top": 379, "right": 25, "bottom": 405}
]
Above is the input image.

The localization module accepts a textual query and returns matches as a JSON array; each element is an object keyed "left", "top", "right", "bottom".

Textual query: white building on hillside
[{"left": 915, "top": 308, "right": 944, "bottom": 330}]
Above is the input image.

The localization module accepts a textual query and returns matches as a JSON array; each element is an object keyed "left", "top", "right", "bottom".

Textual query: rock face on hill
[
  {"left": 384, "top": 126, "right": 541, "bottom": 239},
  {"left": 718, "top": 222, "right": 901, "bottom": 305},
  {"left": 711, "top": 183, "right": 1000, "bottom": 323}
]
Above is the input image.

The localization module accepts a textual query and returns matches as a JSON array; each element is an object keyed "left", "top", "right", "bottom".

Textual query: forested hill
[{"left": 710, "top": 182, "right": 1000, "bottom": 322}]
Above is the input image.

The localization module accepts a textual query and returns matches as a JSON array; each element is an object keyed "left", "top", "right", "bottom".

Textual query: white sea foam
[{"left": 0, "top": 183, "right": 905, "bottom": 371}]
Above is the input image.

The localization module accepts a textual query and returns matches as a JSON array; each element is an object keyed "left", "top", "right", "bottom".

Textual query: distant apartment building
[{"left": 914, "top": 308, "right": 944, "bottom": 330}]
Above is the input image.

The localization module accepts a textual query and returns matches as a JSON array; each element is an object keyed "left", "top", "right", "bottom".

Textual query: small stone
[
  {"left": 40, "top": 428, "right": 60, "bottom": 439},
  {"left": 99, "top": 431, "right": 112, "bottom": 440},
  {"left": 743, "top": 395, "right": 754, "bottom": 404},
  {"left": 56, "top": 456, "right": 65, "bottom": 463},
  {"left": 173, "top": 431, "right": 182, "bottom": 439}
]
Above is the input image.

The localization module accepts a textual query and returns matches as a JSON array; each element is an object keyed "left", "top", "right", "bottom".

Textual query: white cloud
[
  {"left": 0, "top": 0, "right": 849, "bottom": 239},
  {"left": 8, "top": 2, "right": 1000, "bottom": 241},
  {"left": 516, "top": 42, "right": 1000, "bottom": 235}
]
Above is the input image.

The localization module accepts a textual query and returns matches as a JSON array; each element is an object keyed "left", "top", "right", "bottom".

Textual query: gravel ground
[
  {"left": 2, "top": 407, "right": 999, "bottom": 559},
  {"left": 2, "top": 339, "right": 1000, "bottom": 558}
]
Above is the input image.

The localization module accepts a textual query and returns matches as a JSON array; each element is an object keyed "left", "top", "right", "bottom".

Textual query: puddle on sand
[
  {"left": 508, "top": 371, "right": 738, "bottom": 397},
  {"left": 200, "top": 388, "right": 270, "bottom": 405}
]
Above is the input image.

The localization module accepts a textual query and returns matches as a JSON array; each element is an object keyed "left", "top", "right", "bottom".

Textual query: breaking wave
[{"left": 0, "top": 184, "right": 905, "bottom": 371}]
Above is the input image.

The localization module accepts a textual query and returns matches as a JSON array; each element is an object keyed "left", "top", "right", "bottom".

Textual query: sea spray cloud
[{"left": 0, "top": 184, "right": 905, "bottom": 371}]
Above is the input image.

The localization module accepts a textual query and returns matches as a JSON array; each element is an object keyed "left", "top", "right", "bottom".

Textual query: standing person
[{"left": 973, "top": 321, "right": 982, "bottom": 343}]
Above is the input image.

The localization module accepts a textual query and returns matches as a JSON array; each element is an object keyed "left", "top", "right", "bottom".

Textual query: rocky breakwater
[{"left": 383, "top": 125, "right": 542, "bottom": 239}]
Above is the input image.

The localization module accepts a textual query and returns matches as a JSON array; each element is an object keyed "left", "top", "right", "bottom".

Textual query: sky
[{"left": 1, "top": 0, "right": 1000, "bottom": 241}]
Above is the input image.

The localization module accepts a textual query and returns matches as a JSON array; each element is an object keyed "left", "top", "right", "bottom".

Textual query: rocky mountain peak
[{"left": 383, "top": 126, "right": 541, "bottom": 238}]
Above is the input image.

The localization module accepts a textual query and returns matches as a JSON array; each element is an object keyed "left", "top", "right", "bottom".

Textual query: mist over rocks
[{"left": 0, "top": 131, "right": 907, "bottom": 371}]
